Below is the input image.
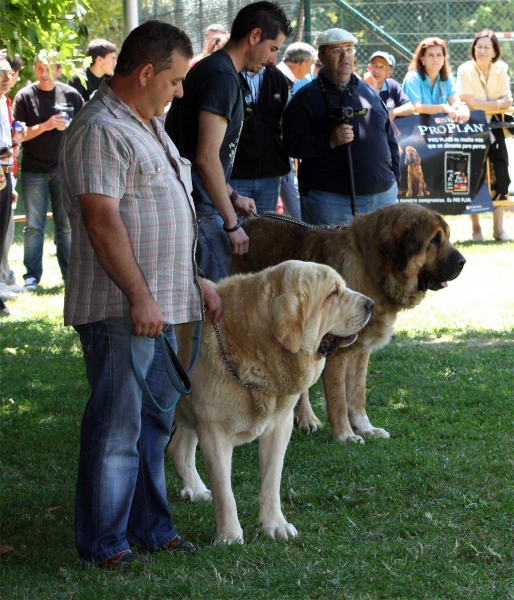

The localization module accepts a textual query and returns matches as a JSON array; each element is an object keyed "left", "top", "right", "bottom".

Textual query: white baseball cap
[{"left": 316, "top": 28, "right": 358, "bottom": 49}]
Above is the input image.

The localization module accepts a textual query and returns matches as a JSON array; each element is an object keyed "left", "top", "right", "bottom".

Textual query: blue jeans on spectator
[
  {"left": 195, "top": 211, "right": 232, "bottom": 283},
  {"left": 302, "top": 181, "right": 398, "bottom": 226},
  {"left": 280, "top": 159, "right": 302, "bottom": 221},
  {"left": 74, "top": 317, "right": 182, "bottom": 563},
  {"left": 229, "top": 176, "right": 281, "bottom": 215},
  {"left": 21, "top": 167, "right": 71, "bottom": 283}
]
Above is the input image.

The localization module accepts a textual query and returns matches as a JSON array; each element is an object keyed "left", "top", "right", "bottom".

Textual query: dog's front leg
[
  {"left": 168, "top": 427, "right": 212, "bottom": 502},
  {"left": 258, "top": 407, "right": 298, "bottom": 540},
  {"left": 196, "top": 422, "right": 243, "bottom": 544},
  {"left": 294, "top": 390, "right": 322, "bottom": 433},
  {"left": 346, "top": 351, "right": 390, "bottom": 440},
  {"left": 323, "top": 351, "right": 364, "bottom": 443}
]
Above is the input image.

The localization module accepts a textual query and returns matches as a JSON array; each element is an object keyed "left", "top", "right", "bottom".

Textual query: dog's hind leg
[
  {"left": 168, "top": 427, "right": 212, "bottom": 502},
  {"left": 258, "top": 407, "right": 298, "bottom": 541},
  {"left": 346, "top": 351, "right": 390, "bottom": 440},
  {"left": 323, "top": 351, "right": 364, "bottom": 443},
  {"left": 294, "top": 390, "right": 322, "bottom": 433},
  {"left": 196, "top": 422, "right": 243, "bottom": 544}
]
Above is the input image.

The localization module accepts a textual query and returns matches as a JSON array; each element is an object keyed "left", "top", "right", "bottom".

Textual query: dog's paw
[
  {"left": 214, "top": 531, "right": 244, "bottom": 545},
  {"left": 334, "top": 432, "right": 365, "bottom": 444},
  {"left": 180, "top": 486, "right": 212, "bottom": 502},
  {"left": 357, "top": 426, "right": 390, "bottom": 439},
  {"left": 294, "top": 413, "right": 322, "bottom": 434},
  {"left": 261, "top": 521, "right": 298, "bottom": 541}
]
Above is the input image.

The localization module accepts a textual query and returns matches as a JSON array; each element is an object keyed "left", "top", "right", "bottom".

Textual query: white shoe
[
  {"left": 493, "top": 231, "right": 512, "bottom": 242},
  {"left": 472, "top": 231, "right": 485, "bottom": 243},
  {"left": 8, "top": 283, "right": 24, "bottom": 293},
  {"left": 23, "top": 277, "right": 39, "bottom": 291},
  {"left": 0, "top": 282, "right": 17, "bottom": 300}
]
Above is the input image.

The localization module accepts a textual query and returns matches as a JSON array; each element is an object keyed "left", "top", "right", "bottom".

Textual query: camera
[{"left": 329, "top": 106, "right": 368, "bottom": 127}]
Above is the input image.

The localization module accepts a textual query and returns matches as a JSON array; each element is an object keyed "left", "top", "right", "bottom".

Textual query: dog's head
[
  {"left": 265, "top": 261, "right": 374, "bottom": 357},
  {"left": 375, "top": 204, "right": 465, "bottom": 305},
  {"left": 405, "top": 146, "right": 421, "bottom": 165}
]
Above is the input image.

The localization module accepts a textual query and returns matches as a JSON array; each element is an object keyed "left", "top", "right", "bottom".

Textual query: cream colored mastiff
[{"left": 169, "top": 260, "right": 373, "bottom": 543}]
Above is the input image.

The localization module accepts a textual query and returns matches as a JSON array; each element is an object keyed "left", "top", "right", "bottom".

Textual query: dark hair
[
  {"left": 86, "top": 38, "right": 117, "bottom": 63},
  {"left": 409, "top": 37, "right": 451, "bottom": 80},
  {"left": 116, "top": 20, "right": 193, "bottom": 77},
  {"left": 9, "top": 55, "right": 23, "bottom": 73},
  {"left": 229, "top": 1, "right": 293, "bottom": 44},
  {"left": 471, "top": 29, "right": 501, "bottom": 63}
]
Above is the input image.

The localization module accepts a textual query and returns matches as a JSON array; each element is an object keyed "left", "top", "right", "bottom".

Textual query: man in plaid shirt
[{"left": 59, "top": 21, "right": 222, "bottom": 568}]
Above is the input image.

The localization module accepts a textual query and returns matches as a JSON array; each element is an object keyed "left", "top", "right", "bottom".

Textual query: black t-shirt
[
  {"left": 165, "top": 50, "right": 243, "bottom": 211},
  {"left": 68, "top": 67, "right": 105, "bottom": 102},
  {"left": 13, "top": 82, "right": 84, "bottom": 172}
]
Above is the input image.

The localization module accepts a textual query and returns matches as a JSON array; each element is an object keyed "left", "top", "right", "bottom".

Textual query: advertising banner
[{"left": 393, "top": 111, "right": 494, "bottom": 215}]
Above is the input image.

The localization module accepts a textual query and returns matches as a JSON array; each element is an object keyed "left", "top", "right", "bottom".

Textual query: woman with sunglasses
[{"left": 457, "top": 29, "right": 512, "bottom": 242}]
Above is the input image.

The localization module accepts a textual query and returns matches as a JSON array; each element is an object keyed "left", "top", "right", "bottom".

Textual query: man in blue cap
[{"left": 364, "top": 51, "right": 414, "bottom": 120}]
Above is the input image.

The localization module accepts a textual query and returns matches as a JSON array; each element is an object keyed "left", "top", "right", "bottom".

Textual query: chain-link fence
[{"left": 140, "top": 0, "right": 514, "bottom": 88}]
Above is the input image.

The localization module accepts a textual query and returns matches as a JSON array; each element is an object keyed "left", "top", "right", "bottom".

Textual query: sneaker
[
  {"left": 8, "top": 283, "right": 24, "bottom": 293},
  {"left": 493, "top": 231, "right": 512, "bottom": 242},
  {"left": 23, "top": 277, "right": 39, "bottom": 291},
  {"left": 163, "top": 535, "right": 201, "bottom": 554},
  {"left": 0, "top": 306, "right": 10, "bottom": 317},
  {"left": 98, "top": 551, "right": 149, "bottom": 569},
  {"left": 0, "top": 282, "right": 17, "bottom": 300},
  {"left": 472, "top": 231, "right": 485, "bottom": 243}
]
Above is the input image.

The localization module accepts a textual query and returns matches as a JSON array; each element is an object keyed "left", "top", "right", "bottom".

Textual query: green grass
[{"left": 1, "top": 213, "right": 514, "bottom": 599}]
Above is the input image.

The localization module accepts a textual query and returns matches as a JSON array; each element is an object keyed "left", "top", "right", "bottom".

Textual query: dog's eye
[
  {"left": 327, "top": 288, "right": 339, "bottom": 299},
  {"left": 430, "top": 231, "right": 442, "bottom": 246}
]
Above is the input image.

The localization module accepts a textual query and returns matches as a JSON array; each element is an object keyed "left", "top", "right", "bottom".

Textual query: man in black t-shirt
[
  {"left": 13, "top": 53, "right": 83, "bottom": 290},
  {"left": 68, "top": 39, "right": 117, "bottom": 102},
  {"left": 166, "top": 1, "right": 292, "bottom": 282}
]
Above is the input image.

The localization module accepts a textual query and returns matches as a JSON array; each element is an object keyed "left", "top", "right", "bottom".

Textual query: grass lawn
[{"left": 1, "top": 212, "right": 513, "bottom": 599}]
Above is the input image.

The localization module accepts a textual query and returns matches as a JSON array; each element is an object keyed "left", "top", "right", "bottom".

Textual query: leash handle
[{"left": 130, "top": 322, "right": 203, "bottom": 413}]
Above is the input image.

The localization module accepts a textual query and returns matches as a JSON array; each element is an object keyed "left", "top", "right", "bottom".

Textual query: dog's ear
[
  {"left": 380, "top": 225, "right": 424, "bottom": 272},
  {"left": 271, "top": 293, "right": 304, "bottom": 353}
]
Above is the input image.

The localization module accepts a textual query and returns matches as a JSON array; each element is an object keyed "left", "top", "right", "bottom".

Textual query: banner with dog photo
[{"left": 393, "top": 111, "right": 494, "bottom": 215}]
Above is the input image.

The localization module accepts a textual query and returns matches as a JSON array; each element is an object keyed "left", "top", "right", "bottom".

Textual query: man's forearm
[
  {"left": 196, "top": 155, "right": 237, "bottom": 228},
  {"left": 23, "top": 123, "right": 48, "bottom": 142}
]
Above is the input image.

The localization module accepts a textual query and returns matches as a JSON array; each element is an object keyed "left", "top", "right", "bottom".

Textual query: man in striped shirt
[{"left": 59, "top": 21, "right": 222, "bottom": 568}]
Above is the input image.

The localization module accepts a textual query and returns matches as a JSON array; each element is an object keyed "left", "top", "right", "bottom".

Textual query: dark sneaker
[
  {"left": 164, "top": 535, "right": 201, "bottom": 554},
  {"left": 99, "top": 551, "right": 148, "bottom": 569},
  {"left": 23, "top": 277, "right": 38, "bottom": 291}
]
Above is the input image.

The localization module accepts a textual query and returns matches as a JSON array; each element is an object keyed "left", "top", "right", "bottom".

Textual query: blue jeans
[
  {"left": 280, "top": 158, "right": 302, "bottom": 221},
  {"left": 196, "top": 212, "right": 232, "bottom": 283},
  {"left": 229, "top": 176, "right": 280, "bottom": 215},
  {"left": 74, "top": 317, "right": 182, "bottom": 563},
  {"left": 21, "top": 167, "right": 70, "bottom": 283},
  {"left": 302, "top": 181, "right": 398, "bottom": 226}
]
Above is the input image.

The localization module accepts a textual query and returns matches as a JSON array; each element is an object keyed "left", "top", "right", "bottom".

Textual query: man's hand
[
  {"left": 12, "top": 190, "right": 18, "bottom": 205},
  {"left": 363, "top": 71, "right": 379, "bottom": 92},
  {"left": 330, "top": 123, "right": 354, "bottom": 149},
  {"left": 46, "top": 114, "right": 68, "bottom": 132},
  {"left": 227, "top": 226, "right": 250, "bottom": 255},
  {"left": 0, "top": 170, "right": 6, "bottom": 191},
  {"left": 198, "top": 277, "right": 223, "bottom": 324},
  {"left": 233, "top": 194, "right": 256, "bottom": 217},
  {"left": 129, "top": 294, "right": 163, "bottom": 337}
]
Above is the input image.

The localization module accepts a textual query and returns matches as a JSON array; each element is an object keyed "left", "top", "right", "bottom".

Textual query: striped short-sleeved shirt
[{"left": 59, "top": 80, "right": 204, "bottom": 326}]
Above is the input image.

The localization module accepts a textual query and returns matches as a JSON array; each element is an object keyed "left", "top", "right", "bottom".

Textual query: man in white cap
[
  {"left": 283, "top": 28, "right": 400, "bottom": 225},
  {"left": 364, "top": 51, "right": 414, "bottom": 120}
]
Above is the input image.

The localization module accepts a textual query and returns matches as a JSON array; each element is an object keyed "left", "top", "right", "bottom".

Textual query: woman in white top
[{"left": 457, "top": 29, "right": 513, "bottom": 242}]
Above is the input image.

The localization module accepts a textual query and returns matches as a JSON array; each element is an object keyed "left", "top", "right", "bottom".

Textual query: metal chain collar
[
  {"left": 213, "top": 322, "right": 260, "bottom": 391},
  {"left": 260, "top": 212, "right": 346, "bottom": 231}
]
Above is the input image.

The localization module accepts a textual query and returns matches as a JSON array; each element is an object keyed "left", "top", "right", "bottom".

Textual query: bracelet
[
  {"left": 229, "top": 189, "right": 238, "bottom": 203},
  {"left": 223, "top": 221, "right": 241, "bottom": 233}
]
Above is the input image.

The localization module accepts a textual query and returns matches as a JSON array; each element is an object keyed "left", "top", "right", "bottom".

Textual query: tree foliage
[{"left": 0, "top": 0, "right": 90, "bottom": 78}]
